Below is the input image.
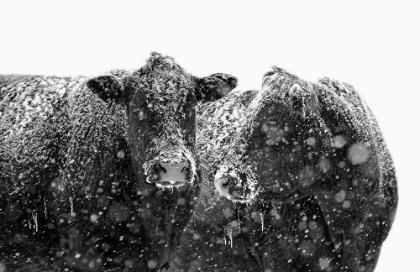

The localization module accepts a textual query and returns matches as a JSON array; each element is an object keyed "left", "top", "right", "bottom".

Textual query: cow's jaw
[{"left": 155, "top": 181, "right": 186, "bottom": 189}]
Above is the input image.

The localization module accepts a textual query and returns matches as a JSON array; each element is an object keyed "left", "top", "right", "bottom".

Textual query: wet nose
[
  {"left": 153, "top": 161, "right": 190, "bottom": 185},
  {"left": 214, "top": 177, "right": 231, "bottom": 198},
  {"left": 214, "top": 176, "right": 243, "bottom": 200}
]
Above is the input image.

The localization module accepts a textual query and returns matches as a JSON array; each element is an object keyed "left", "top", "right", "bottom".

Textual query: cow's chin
[
  {"left": 226, "top": 195, "right": 254, "bottom": 204},
  {"left": 155, "top": 180, "right": 187, "bottom": 189}
]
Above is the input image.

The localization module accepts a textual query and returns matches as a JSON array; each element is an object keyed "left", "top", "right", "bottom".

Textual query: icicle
[
  {"left": 228, "top": 228, "right": 233, "bottom": 248},
  {"left": 260, "top": 213, "right": 264, "bottom": 231},
  {"left": 44, "top": 197, "right": 47, "bottom": 219},
  {"left": 33, "top": 212, "right": 38, "bottom": 232},
  {"left": 224, "top": 236, "right": 227, "bottom": 245},
  {"left": 28, "top": 219, "right": 32, "bottom": 230},
  {"left": 69, "top": 197, "right": 75, "bottom": 216}
]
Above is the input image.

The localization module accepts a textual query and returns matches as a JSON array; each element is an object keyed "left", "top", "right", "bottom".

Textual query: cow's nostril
[
  {"left": 221, "top": 179, "right": 229, "bottom": 188},
  {"left": 155, "top": 163, "right": 167, "bottom": 173},
  {"left": 180, "top": 166, "right": 190, "bottom": 174},
  {"left": 214, "top": 177, "right": 232, "bottom": 199},
  {"left": 214, "top": 174, "right": 252, "bottom": 203}
]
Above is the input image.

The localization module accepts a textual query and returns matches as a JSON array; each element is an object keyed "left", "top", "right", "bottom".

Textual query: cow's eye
[
  {"left": 264, "top": 71, "right": 276, "bottom": 77},
  {"left": 188, "top": 107, "right": 196, "bottom": 118},
  {"left": 156, "top": 163, "right": 166, "bottom": 173}
]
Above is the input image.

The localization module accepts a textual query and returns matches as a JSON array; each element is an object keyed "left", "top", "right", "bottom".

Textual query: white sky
[{"left": 1, "top": 1, "right": 419, "bottom": 271}]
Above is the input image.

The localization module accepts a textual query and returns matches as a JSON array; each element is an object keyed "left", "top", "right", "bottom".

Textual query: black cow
[
  {"left": 169, "top": 67, "right": 397, "bottom": 272},
  {"left": 213, "top": 67, "right": 398, "bottom": 271},
  {"left": 0, "top": 53, "right": 237, "bottom": 271}
]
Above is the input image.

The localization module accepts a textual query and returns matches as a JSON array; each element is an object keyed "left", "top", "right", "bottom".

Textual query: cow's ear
[
  {"left": 86, "top": 74, "right": 127, "bottom": 103},
  {"left": 195, "top": 73, "right": 237, "bottom": 102}
]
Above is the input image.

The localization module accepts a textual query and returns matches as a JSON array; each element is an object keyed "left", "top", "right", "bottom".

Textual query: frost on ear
[
  {"left": 86, "top": 74, "right": 126, "bottom": 103},
  {"left": 195, "top": 73, "right": 238, "bottom": 102}
]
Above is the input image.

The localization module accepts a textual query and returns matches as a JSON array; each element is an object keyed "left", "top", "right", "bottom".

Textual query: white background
[{"left": 0, "top": 1, "right": 418, "bottom": 271}]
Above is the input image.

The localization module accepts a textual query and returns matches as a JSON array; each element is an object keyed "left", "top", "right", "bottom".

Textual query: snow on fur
[
  {"left": 209, "top": 66, "right": 397, "bottom": 272},
  {"left": 0, "top": 52, "right": 235, "bottom": 271}
]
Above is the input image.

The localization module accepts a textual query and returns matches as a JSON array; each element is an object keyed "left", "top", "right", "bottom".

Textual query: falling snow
[{"left": 0, "top": 55, "right": 397, "bottom": 271}]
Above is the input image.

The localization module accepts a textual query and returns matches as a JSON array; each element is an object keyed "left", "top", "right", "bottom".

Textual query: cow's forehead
[
  {"left": 128, "top": 53, "right": 195, "bottom": 104},
  {"left": 244, "top": 71, "right": 288, "bottom": 123},
  {"left": 248, "top": 67, "right": 313, "bottom": 120}
]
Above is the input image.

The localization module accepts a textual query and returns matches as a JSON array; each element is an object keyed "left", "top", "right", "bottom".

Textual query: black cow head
[
  {"left": 214, "top": 67, "right": 332, "bottom": 203},
  {"left": 86, "top": 52, "right": 237, "bottom": 189}
]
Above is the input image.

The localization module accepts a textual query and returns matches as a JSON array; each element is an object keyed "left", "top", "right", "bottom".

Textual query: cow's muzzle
[
  {"left": 214, "top": 174, "right": 253, "bottom": 203},
  {"left": 148, "top": 160, "right": 192, "bottom": 188}
]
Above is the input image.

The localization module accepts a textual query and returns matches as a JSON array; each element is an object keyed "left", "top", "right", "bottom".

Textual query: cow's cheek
[{"left": 126, "top": 110, "right": 149, "bottom": 179}]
